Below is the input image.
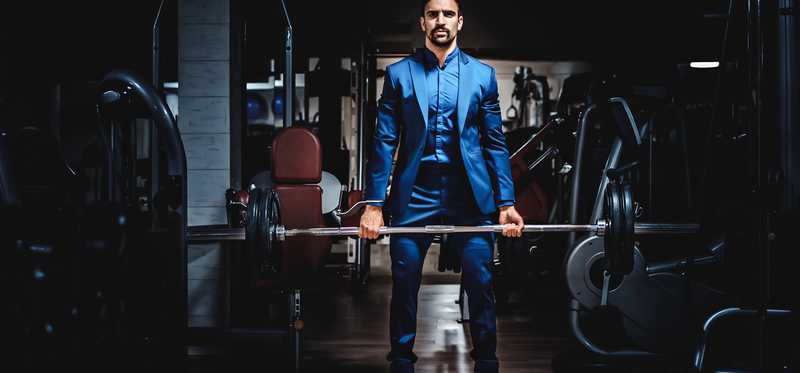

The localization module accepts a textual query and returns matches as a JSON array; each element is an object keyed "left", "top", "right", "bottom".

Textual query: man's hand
[
  {"left": 359, "top": 205, "right": 384, "bottom": 240},
  {"left": 498, "top": 205, "right": 524, "bottom": 238}
]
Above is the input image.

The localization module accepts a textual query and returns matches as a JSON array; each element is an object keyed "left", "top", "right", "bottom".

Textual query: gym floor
[{"left": 186, "top": 243, "right": 574, "bottom": 373}]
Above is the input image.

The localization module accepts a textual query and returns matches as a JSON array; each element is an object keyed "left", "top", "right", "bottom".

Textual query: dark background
[{"left": 0, "top": 0, "right": 723, "bottom": 86}]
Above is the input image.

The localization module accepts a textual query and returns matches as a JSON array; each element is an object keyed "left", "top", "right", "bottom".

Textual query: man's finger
[{"left": 369, "top": 226, "right": 379, "bottom": 240}]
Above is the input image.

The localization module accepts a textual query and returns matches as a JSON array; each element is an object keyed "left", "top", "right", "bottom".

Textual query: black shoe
[
  {"left": 389, "top": 358, "right": 415, "bottom": 373},
  {"left": 474, "top": 359, "right": 499, "bottom": 373}
]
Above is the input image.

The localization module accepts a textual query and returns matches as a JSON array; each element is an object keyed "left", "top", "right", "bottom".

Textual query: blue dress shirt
[{"left": 387, "top": 47, "right": 514, "bottom": 226}]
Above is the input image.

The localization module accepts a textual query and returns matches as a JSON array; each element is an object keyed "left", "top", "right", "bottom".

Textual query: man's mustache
[{"left": 432, "top": 27, "right": 449, "bottom": 34}]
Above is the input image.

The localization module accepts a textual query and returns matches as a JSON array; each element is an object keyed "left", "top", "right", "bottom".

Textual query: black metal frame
[
  {"left": 0, "top": 130, "right": 17, "bottom": 205},
  {"left": 151, "top": 0, "right": 166, "bottom": 213},
  {"left": 97, "top": 68, "right": 189, "bottom": 367},
  {"left": 565, "top": 97, "right": 654, "bottom": 358}
]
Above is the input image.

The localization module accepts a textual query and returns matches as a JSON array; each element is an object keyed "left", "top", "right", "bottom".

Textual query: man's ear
[
  {"left": 420, "top": 17, "right": 426, "bottom": 32},
  {"left": 457, "top": 15, "right": 463, "bottom": 31}
]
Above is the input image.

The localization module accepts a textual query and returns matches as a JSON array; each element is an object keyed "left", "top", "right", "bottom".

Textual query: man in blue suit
[{"left": 359, "top": 0, "right": 524, "bottom": 372}]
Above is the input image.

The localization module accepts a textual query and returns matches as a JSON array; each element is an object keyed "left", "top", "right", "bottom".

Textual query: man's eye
[{"left": 444, "top": 11, "right": 456, "bottom": 17}]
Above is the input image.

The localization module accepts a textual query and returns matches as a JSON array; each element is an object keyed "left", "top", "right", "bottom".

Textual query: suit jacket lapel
[
  {"left": 409, "top": 55, "right": 428, "bottom": 131},
  {"left": 456, "top": 50, "right": 471, "bottom": 135}
]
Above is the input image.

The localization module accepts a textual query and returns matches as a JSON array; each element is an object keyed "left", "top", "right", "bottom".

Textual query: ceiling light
[{"left": 690, "top": 61, "right": 720, "bottom": 69}]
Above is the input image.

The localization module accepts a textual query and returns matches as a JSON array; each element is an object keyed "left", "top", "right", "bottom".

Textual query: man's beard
[{"left": 428, "top": 28, "right": 455, "bottom": 47}]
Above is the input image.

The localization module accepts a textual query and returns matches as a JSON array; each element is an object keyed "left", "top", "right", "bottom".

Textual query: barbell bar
[
  {"left": 273, "top": 199, "right": 698, "bottom": 239},
  {"left": 274, "top": 220, "right": 699, "bottom": 241},
  {"left": 187, "top": 221, "right": 699, "bottom": 242}
]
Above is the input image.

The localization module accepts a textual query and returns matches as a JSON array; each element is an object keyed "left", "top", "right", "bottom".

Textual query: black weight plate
[
  {"left": 246, "top": 188, "right": 262, "bottom": 281},
  {"left": 245, "top": 188, "right": 261, "bottom": 256},
  {"left": 262, "top": 190, "right": 273, "bottom": 271},
  {"left": 257, "top": 187, "right": 270, "bottom": 268},
  {"left": 256, "top": 188, "right": 268, "bottom": 271},
  {"left": 620, "top": 183, "right": 635, "bottom": 274},
  {"left": 604, "top": 183, "right": 622, "bottom": 274}
]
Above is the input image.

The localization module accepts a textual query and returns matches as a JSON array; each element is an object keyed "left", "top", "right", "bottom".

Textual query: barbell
[
  {"left": 188, "top": 185, "right": 699, "bottom": 278},
  {"left": 275, "top": 221, "right": 696, "bottom": 240}
]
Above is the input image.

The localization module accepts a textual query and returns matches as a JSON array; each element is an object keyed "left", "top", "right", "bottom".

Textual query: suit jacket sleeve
[
  {"left": 364, "top": 65, "right": 401, "bottom": 207},
  {"left": 479, "top": 67, "right": 516, "bottom": 207}
]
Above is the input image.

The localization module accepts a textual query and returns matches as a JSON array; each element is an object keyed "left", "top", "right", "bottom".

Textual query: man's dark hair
[{"left": 421, "top": 0, "right": 461, "bottom": 15}]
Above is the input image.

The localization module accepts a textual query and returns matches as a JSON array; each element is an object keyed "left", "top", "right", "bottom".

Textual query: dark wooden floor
[
  {"left": 188, "top": 244, "right": 576, "bottom": 372},
  {"left": 299, "top": 277, "right": 571, "bottom": 373}
]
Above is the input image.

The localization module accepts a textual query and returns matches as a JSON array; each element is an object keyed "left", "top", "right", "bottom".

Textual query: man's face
[{"left": 420, "top": 0, "right": 463, "bottom": 47}]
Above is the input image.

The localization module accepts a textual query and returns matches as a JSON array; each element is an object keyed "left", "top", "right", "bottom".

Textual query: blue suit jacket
[{"left": 364, "top": 48, "right": 515, "bottom": 217}]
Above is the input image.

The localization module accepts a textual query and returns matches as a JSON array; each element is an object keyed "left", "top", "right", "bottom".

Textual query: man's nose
[{"left": 435, "top": 13, "right": 445, "bottom": 25}]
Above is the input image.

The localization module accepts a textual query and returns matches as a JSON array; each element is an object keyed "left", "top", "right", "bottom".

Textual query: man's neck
[{"left": 424, "top": 39, "right": 458, "bottom": 68}]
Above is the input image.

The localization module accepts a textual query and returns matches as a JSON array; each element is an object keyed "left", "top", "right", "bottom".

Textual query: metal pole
[
  {"left": 281, "top": 0, "right": 293, "bottom": 127},
  {"left": 284, "top": 27, "right": 293, "bottom": 127},
  {"left": 153, "top": 0, "right": 165, "bottom": 89},
  {"left": 696, "top": 0, "right": 735, "bottom": 227},
  {"left": 288, "top": 289, "right": 302, "bottom": 372},
  {"left": 108, "top": 121, "right": 116, "bottom": 202},
  {"left": 567, "top": 104, "right": 595, "bottom": 251},
  {"left": 129, "top": 120, "right": 138, "bottom": 207},
  {"left": 747, "top": 1, "right": 768, "bottom": 371},
  {"left": 778, "top": 0, "right": 798, "bottom": 208},
  {"left": 151, "top": 0, "right": 166, "bottom": 211},
  {"left": 357, "top": 42, "right": 366, "bottom": 190},
  {"left": 353, "top": 42, "right": 368, "bottom": 285}
]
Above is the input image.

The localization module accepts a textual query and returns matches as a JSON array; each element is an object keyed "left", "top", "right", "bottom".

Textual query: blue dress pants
[{"left": 387, "top": 212, "right": 499, "bottom": 369}]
